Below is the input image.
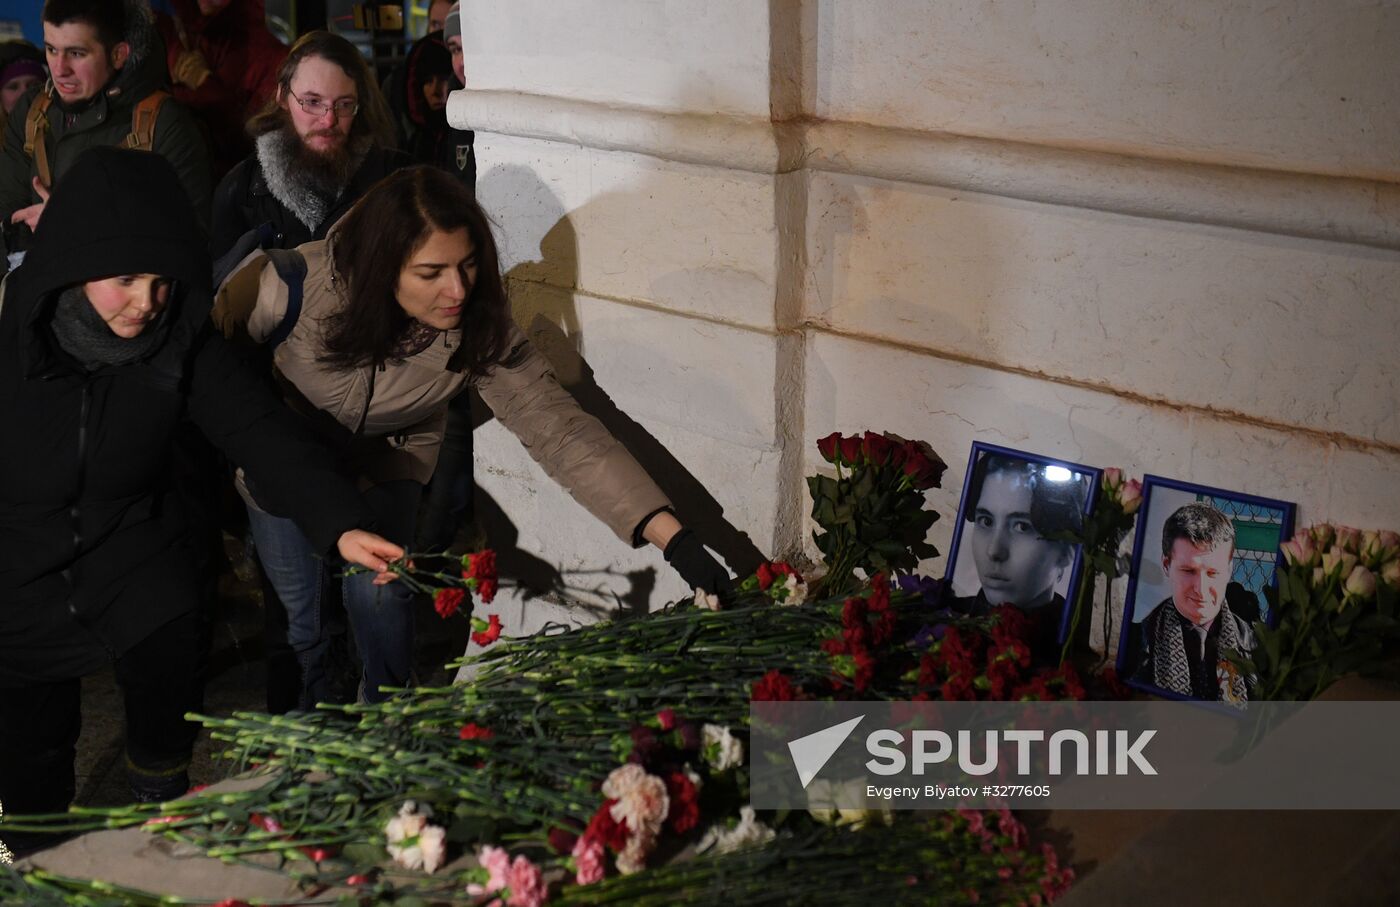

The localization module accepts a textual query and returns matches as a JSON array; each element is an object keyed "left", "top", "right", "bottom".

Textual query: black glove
[{"left": 664, "top": 528, "right": 733, "bottom": 595}]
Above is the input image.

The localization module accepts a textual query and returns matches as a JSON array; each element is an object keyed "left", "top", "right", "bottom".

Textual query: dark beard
[{"left": 281, "top": 119, "right": 362, "bottom": 193}]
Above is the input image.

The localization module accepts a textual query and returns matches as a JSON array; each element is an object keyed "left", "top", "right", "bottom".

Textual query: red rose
[
  {"left": 839, "top": 435, "right": 863, "bottom": 466},
  {"left": 433, "top": 587, "right": 466, "bottom": 619},
  {"left": 471, "top": 613, "right": 503, "bottom": 646},
  {"left": 861, "top": 431, "right": 894, "bottom": 466},
  {"left": 751, "top": 669, "right": 797, "bottom": 701},
  {"left": 900, "top": 440, "right": 947, "bottom": 490},
  {"left": 816, "top": 432, "right": 843, "bottom": 464},
  {"left": 459, "top": 723, "right": 495, "bottom": 740},
  {"left": 665, "top": 771, "right": 701, "bottom": 834}
]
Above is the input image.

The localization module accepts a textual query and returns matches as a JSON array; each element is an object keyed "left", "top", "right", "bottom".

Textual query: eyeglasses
[{"left": 287, "top": 88, "right": 359, "bottom": 119}]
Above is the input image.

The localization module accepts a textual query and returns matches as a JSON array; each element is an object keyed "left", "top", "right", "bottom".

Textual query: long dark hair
[
  {"left": 320, "top": 166, "right": 511, "bottom": 375},
  {"left": 247, "top": 30, "right": 396, "bottom": 148}
]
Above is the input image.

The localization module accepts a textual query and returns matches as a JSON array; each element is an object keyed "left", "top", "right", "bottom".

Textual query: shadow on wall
[{"left": 470, "top": 163, "right": 767, "bottom": 613}]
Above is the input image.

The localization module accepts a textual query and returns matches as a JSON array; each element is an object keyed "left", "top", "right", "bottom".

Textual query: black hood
[
  {"left": 9, "top": 146, "right": 211, "bottom": 375},
  {"left": 17, "top": 145, "right": 209, "bottom": 300}
]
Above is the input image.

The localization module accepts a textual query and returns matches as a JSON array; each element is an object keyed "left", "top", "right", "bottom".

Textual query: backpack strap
[
  {"left": 263, "top": 248, "right": 307, "bottom": 350},
  {"left": 123, "top": 90, "right": 169, "bottom": 151},
  {"left": 23, "top": 90, "right": 54, "bottom": 191}
]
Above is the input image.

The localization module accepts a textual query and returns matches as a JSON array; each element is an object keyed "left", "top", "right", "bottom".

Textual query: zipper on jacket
[{"left": 64, "top": 382, "right": 91, "bottom": 622}]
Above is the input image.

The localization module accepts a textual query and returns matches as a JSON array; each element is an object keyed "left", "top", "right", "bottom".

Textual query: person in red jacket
[{"left": 155, "top": 0, "right": 287, "bottom": 181}]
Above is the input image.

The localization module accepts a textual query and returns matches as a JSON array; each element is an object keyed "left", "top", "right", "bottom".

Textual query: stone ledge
[{"left": 449, "top": 89, "right": 1400, "bottom": 252}]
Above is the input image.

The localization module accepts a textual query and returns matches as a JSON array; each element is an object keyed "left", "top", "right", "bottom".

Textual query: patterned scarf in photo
[{"left": 1149, "top": 602, "right": 1250, "bottom": 704}]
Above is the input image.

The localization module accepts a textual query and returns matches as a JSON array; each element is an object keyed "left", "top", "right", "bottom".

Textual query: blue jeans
[{"left": 247, "top": 480, "right": 422, "bottom": 707}]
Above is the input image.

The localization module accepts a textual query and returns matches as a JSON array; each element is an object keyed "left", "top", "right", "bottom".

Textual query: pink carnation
[
  {"left": 506, "top": 854, "right": 549, "bottom": 907},
  {"left": 571, "top": 835, "right": 606, "bottom": 885},
  {"left": 467, "top": 845, "right": 511, "bottom": 897}
]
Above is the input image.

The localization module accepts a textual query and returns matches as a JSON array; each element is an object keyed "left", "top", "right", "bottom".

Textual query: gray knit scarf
[
  {"left": 1148, "top": 600, "right": 1250, "bottom": 705},
  {"left": 50, "top": 285, "right": 170, "bottom": 369}
]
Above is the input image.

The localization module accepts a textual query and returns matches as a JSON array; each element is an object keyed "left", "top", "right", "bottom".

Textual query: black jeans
[{"left": 0, "top": 609, "right": 205, "bottom": 836}]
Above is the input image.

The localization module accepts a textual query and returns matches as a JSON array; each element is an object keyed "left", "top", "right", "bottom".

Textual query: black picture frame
[{"left": 943, "top": 442, "right": 1101, "bottom": 644}]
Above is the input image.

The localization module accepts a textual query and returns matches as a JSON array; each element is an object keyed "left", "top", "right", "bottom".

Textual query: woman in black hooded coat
[{"left": 0, "top": 146, "right": 402, "bottom": 842}]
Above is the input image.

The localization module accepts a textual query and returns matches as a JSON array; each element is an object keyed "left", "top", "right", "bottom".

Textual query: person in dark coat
[
  {"left": 387, "top": 30, "right": 475, "bottom": 192},
  {"left": 209, "top": 30, "right": 404, "bottom": 261},
  {"left": 0, "top": 0, "right": 213, "bottom": 244},
  {"left": 154, "top": 0, "right": 289, "bottom": 182},
  {"left": 0, "top": 146, "right": 403, "bottom": 847}
]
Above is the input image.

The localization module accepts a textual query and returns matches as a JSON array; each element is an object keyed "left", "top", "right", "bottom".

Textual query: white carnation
[{"left": 702, "top": 723, "right": 745, "bottom": 771}]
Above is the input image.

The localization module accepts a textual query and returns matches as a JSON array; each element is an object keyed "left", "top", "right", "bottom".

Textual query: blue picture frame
[
  {"left": 1116, "top": 475, "right": 1296, "bottom": 703},
  {"left": 942, "top": 442, "right": 1102, "bottom": 644}
]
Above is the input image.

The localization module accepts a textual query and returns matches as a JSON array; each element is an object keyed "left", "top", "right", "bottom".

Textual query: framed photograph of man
[
  {"left": 1116, "top": 476, "right": 1296, "bottom": 704},
  {"left": 943, "top": 443, "right": 1100, "bottom": 644}
]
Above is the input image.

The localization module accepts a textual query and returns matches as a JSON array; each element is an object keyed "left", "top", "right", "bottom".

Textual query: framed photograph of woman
[
  {"left": 943, "top": 443, "right": 1100, "bottom": 645},
  {"left": 1116, "top": 476, "right": 1296, "bottom": 705}
]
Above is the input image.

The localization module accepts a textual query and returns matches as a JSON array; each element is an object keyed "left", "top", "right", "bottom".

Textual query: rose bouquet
[
  {"left": 809, "top": 431, "right": 947, "bottom": 596},
  {"left": 1225, "top": 524, "right": 1400, "bottom": 701}
]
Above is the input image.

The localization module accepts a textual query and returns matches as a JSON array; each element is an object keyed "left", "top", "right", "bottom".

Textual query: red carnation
[
  {"left": 756, "top": 561, "right": 776, "bottom": 591},
  {"left": 941, "top": 673, "right": 977, "bottom": 701},
  {"left": 459, "top": 723, "right": 495, "bottom": 740},
  {"left": 1058, "top": 663, "right": 1087, "bottom": 701},
  {"left": 868, "top": 573, "right": 890, "bottom": 610},
  {"left": 585, "top": 799, "right": 631, "bottom": 853},
  {"left": 433, "top": 587, "right": 466, "bottom": 619},
  {"left": 751, "top": 669, "right": 797, "bottom": 701},
  {"left": 816, "top": 432, "right": 843, "bottom": 464},
  {"left": 548, "top": 826, "right": 579, "bottom": 855},
  {"left": 665, "top": 771, "right": 701, "bottom": 834},
  {"left": 853, "top": 649, "right": 877, "bottom": 692},
  {"left": 471, "top": 613, "right": 503, "bottom": 646},
  {"left": 656, "top": 708, "right": 676, "bottom": 731},
  {"left": 477, "top": 577, "right": 498, "bottom": 604},
  {"left": 463, "top": 548, "right": 498, "bottom": 581}
]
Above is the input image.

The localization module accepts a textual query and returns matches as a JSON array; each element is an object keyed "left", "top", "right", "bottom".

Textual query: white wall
[{"left": 450, "top": 1, "right": 1400, "bottom": 645}]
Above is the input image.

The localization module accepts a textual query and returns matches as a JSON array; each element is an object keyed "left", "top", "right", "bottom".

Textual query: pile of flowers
[{"left": 0, "top": 431, "right": 1090, "bottom": 906}]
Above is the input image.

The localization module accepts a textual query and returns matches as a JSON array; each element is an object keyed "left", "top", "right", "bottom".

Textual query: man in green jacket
[{"left": 1, "top": 0, "right": 211, "bottom": 266}]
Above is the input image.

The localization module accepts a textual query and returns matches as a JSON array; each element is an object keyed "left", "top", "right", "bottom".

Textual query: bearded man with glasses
[{"left": 210, "top": 31, "right": 405, "bottom": 261}]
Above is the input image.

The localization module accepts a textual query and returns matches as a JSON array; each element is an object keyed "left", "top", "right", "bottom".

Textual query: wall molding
[{"left": 451, "top": 89, "right": 1400, "bottom": 252}]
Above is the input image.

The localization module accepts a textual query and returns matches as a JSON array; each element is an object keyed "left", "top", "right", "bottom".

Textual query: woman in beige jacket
[{"left": 215, "top": 165, "right": 729, "bottom": 706}]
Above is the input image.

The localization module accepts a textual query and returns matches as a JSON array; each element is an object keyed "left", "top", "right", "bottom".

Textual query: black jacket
[
  {"left": 209, "top": 143, "right": 407, "bottom": 261},
  {"left": 385, "top": 32, "right": 476, "bottom": 193},
  {"left": 0, "top": 147, "right": 372, "bottom": 685}
]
